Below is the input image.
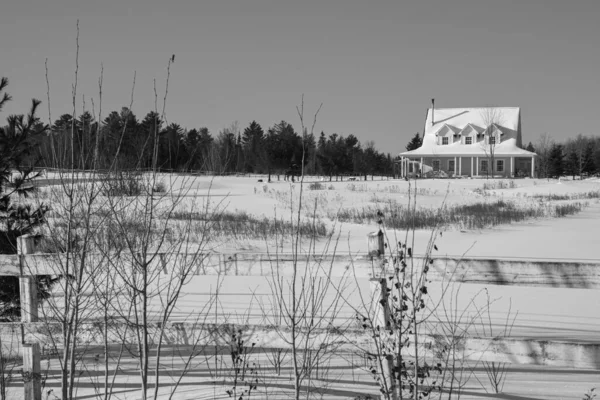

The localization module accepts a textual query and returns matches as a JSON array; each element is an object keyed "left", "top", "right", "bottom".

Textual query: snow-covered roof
[
  {"left": 400, "top": 107, "right": 536, "bottom": 157},
  {"left": 435, "top": 123, "right": 461, "bottom": 136}
]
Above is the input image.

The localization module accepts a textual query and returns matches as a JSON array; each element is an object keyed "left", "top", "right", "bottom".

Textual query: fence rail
[
  {"left": 2, "top": 251, "right": 599, "bottom": 288},
  {"left": 2, "top": 235, "right": 600, "bottom": 399}
]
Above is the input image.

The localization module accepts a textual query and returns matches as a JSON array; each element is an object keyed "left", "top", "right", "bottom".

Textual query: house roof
[
  {"left": 435, "top": 123, "right": 461, "bottom": 136},
  {"left": 400, "top": 107, "right": 536, "bottom": 157},
  {"left": 460, "top": 123, "right": 485, "bottom": 135}
]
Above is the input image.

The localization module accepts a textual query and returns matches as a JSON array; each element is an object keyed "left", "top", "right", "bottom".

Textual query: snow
[
  {"left": 17, "top": 174, "right": 600, "bottom": 399},
  {"left": 400, "top": 106, "right": 536, "bottom": 157}
]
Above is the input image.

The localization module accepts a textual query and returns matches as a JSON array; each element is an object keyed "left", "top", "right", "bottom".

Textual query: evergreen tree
[
  {"left": 526, "top": 142, "right": 535, "bottom": 153},
  {"left": 548, "top": 143, "right": 564, "bottom": 178},
  {"left": 582, "top": 142, "right": 596, "bottom": 176},
  {"left": 265, "top": 121, "right": 301, "bottom": 180},
  {"left": 139, "top": 111, "right": 162, "bottom": 169},
  {"left": 0, "top": 77, "right": 52, "bottom": 320},
  {"left": 405, "top": 132, "right": 423, "bottom": 151},
  {"left": 241, "top": 121, "right": 265, "bottom": 172},
  {"left": 160, "top": 123, "right": 184, "bottom": 170},
  {"left": 565, "top": 148, "right": 579, "bottom": 179}
]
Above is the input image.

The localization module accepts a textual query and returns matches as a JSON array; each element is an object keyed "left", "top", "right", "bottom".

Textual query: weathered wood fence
[{"left": 1, "top": 233, "right": 600, "bottom": 399}]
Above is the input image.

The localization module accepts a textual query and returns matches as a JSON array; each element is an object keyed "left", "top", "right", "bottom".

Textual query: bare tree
[
  {"left": 535, "top": 133, "right": 554, "bottom": 179},
  {"left": 261, "top": 97, "right": 351, "bottom": 400},
  {"left": 479, "top": 109, "right": 505, "bottom": 179}
]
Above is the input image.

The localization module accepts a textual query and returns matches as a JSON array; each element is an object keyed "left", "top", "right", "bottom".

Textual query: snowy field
[{"left": 8, "top": 174, "right": 600, "bottom": 399}]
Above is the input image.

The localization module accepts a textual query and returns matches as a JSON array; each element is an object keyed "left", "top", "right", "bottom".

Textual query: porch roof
[{"left": 400, "top": 138, "right": 536, "bottom": 157}]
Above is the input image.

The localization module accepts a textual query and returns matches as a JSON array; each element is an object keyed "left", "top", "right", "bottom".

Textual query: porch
[{"left": 397, "top": 155, "right": 535, "bottom": 178}]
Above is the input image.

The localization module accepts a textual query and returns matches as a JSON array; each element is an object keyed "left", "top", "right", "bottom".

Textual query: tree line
[
  {"left": 525, "top": 135, "right": 600, "bottom": 179},
  {"left": 23, "top": 108, "right": 396, "bottom": 179}
]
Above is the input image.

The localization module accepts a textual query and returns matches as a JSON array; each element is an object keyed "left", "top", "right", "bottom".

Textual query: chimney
[{"left": 431, "top": 98, "right": 435, "bottom": 126}]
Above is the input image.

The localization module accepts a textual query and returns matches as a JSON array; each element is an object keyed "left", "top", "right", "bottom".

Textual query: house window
[
  {"left": 496, "top": 159, "right": 504, "bottom": 172},
  {"left": 489, "top": 136, "right": 496, "bottom": 145},
  {"left": 433, "top": 160, "right": 440, "bottom": 172},
  {"left": 448, "top": 160, "right": 455, "bottom": 172},
  {"left": 465, "top": 137, "right": 472, "bottom": 145},
  {"left": 409, "top": 163, "right": 413, "bottom": 173},
  {"left": 442, "top": 137, "right": 448, "bottom": 145},
  {"left": 481, "top": 160, "right": 489, "bottom": 173}
]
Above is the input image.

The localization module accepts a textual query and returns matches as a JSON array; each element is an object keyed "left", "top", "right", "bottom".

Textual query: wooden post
[
  {"left": 19, "top": 277, "right": 38, "bottom": 323},
  {"left": 510, "top": 157, "right": 514, "bottom": 178},
  {"left": 370, "top": 278, "right": 397, "bottom": 400},
  {"left": 367, "top": 230, "right": 384, "bottom": 258},
  {"left": 18, "top": 235, "right": 41, "bottom": 400},
  {"left": 470, "top": 157, "right": 474, "bottom": 177},
  {"left": 22, "top": 344, "right": 41, "bottom": 400}
]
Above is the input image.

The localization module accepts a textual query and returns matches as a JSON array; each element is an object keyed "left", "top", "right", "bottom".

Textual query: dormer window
[
  {"left": 489, "top": 137, "right": 496, "bottom": 145},
  {"left": 442, "top": 137, "right": 449, "bottom": 145},
  {"left": 465, "top": 137, "right": 472, "bottom": 145}
]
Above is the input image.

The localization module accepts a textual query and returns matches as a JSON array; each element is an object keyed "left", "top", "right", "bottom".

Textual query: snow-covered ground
[{"left": 16, "top": 174, "right": 599, "bottom": 399}]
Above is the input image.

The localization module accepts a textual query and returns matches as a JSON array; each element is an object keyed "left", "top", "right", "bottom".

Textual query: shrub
[
  {"left": 101, "top": 171, "right": 146, "bottom": 197},
  {"left": 308, "top": 182, "right": 324, "bottom": 190},
  {"left": 346, "top": 183, "right": 368, "bottom": 192},
  {"left": 153, "top": 180, "right": 167, "bottom": 193}
]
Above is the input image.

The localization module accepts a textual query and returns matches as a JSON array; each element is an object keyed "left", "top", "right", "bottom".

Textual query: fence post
[
  {"left": 18, "top": 235, "right": 42, "bottom": 400},
  {"left": 22, "top": 344, "right": 41, "bottom": 400},
  {"left": 367, "top": 230, "right": 384, "bottom": 258},
  {"left": 367, "top": 230, "right": 385, "bottom": 277},
  {"left": 369, "top": 277, "right": 397, "bottom": 400}
]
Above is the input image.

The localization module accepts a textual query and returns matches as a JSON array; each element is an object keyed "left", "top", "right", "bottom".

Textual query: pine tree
[
  {"left": 565, "top": 148, "right": 579, "bottom": 179},
  {"left": 582, "top": 142, "right": 596, "bottom": 176},
  {"left": 0, "top": 77, "right": 52, "bottom": 320},
  {"left": 405, "top": 132, "right": 423, "bottom": 151},
  {"left": 526, "top": 142, "right": 535, "bottom": 153},
  {"left": 241, "top": 121, "right": 265, "bottom": 172},
  {"left": 548, "top": 143, "right": 564, "bottom": 178}
]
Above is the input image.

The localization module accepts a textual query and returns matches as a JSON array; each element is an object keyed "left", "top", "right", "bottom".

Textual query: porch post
[
  {"left": 454, "top": 156, "right": 457, "bottom": 176},
  {"left": 458, "top": 156, "right": 462, "bottom": 176},
  {"left": 476, "top": 156, "right": 479, "bottom": 176},
  {"left": 470, "top": 157, "right": 473, "bottom": 177},
  {"left": 402, "top": 158, "right": 405, "bottom": 178},
  {"left": 420, "top": 157, "right": 423, "bottom": 175},
  {"left": 510, "top": 157, "right": 514, "bottom": 178},
  {"left": 531, "top": 157, "right": 535, "bottom": 178}
]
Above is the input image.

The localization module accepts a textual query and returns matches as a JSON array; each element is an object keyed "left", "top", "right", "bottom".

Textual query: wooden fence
[{"left": 1, "top": 234, "right": 600, "bottom": 399}]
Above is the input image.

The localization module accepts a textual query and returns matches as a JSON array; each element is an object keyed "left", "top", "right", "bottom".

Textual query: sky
[{"left": 1, "top": 0, "right": 599, "bottom": 153}]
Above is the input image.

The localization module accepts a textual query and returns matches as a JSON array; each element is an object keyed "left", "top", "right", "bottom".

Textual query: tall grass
[
  {"left": 482, "top": 180, "right": 517, "bottom": 190},
  {"left": 333, "top": 199, "right": 586, "bottom": 230},
  {"left": 170, "top": 210, "right": 330, "bottom": 240},
  {"left": 531, "top": 190, "right": 600, "bottom": 201}
]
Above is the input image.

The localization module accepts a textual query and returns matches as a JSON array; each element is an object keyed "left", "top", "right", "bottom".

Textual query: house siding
[
  {"left": 399, "top": 107, "right": 536, "bottom": 178},
  {"left": 417, "top": 156, "right": 516, "bottom": 177}
]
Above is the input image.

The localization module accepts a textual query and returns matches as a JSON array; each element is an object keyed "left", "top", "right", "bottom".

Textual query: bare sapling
[
  {"left": 472, "top": 290, "right": 518, "bottom": 394},
  {"left": 429, "top": 283, "right": 492, "bottom": 400},
  {"left": 347, "top": 179, "right": 452, "bottom": 400},
  {"left": 262, "top": 97, "right": 352, "bottom": 399},
  {"left": 96, "top": 56, "right": 227, "bottom": 400}
]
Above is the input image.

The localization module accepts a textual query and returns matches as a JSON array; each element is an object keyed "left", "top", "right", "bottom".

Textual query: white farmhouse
[{"left": 398, "top": 104, "right": 536, "bottom": 178}]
